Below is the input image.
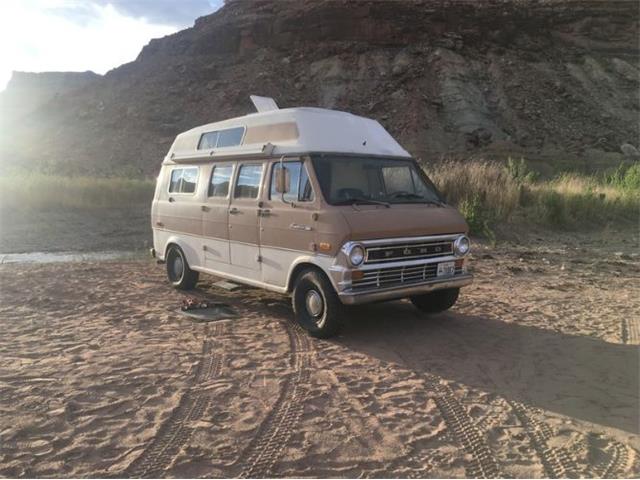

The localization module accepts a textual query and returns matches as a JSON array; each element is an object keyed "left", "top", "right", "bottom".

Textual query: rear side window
[
  {"left": 168, "top": 167, "right": 198, "bottom": 194},
  {"left": 217, "top": 127, "right": 245, "bottom": 147},
  {"left": 209, "top": 164, "right": 234, "bottom": 197},
  {"left": 198, "top": 126, "right": 245, "bottom": 150},
  {"left": 234, "top": 164, "right": 263, "bottom": 199},
  {"left": 270, "top": 161, "right": 315, "bottom": 202},
  {"left": 199, "top": 131, "right": 219, "bottom": 150}
]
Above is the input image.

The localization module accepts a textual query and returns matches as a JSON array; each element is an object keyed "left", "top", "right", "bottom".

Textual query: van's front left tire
[
  {"left": 166, "top": 245, "right": 199, "bottom": 290},
  {"left": 292, "top": 269, "right": 343, "bottom": 338}
]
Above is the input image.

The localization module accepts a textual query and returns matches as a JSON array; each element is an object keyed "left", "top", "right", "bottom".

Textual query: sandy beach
[{"left": 0, "top": 236, "right": 638, "bottom": 478}]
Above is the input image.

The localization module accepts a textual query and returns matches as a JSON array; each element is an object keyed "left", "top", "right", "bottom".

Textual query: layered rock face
[{"left": 0, "top": 0, "right": 638, "bottom": 175}]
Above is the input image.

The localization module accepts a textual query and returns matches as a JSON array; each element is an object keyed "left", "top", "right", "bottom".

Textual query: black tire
[
  {"left": 292, "top": 269, "right": 343, "bottom": 338},
  {"left": 166, "top": 245, "right": 199, "bottom": 290},
  {"left": 410, "top": 287, "right": 460, "bottom": 314}
]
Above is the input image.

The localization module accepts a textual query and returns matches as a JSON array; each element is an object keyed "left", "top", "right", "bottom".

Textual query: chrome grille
[
  {"left": 365, "top": 240, "right": 454, "bottom": 264},
  {"left": 352, "top": 263, "right": 464, "bottom": 291}
]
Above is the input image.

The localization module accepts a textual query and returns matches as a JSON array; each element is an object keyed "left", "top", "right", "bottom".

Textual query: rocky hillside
[{"left": 0, "top": 0, "right": 638, "bottom": 176}]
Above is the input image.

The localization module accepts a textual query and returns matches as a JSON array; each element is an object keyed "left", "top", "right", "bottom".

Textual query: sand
[{"left": 0, "top": 238, "right": 638, "bottom": 478}]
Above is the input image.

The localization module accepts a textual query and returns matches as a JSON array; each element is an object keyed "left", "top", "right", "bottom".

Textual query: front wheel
[
  {"left": 292, "top": 269, "right": 343, "bottom": 338},
  {"left": 410, "top": 288, "right": 460, "bottom": 314},
  {"left": 166, "top": 245, "right": 199, "bottom": 290}
]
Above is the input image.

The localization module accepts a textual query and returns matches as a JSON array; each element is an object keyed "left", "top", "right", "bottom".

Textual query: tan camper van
[{"left": 151, "top": 96, "right": 472, "bottom": 337}]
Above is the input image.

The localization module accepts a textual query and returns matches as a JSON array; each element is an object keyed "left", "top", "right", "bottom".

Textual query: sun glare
[{"left": 0, "top": 0, "right": 179, "bottom": 91}]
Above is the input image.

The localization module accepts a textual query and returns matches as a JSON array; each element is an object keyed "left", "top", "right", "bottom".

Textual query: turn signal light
[
  {"left": 351, "top": 270, "right": 364, "bottom": 280},
  {"left": 319, "top": 242, "right": 332, "bottom": 252}
]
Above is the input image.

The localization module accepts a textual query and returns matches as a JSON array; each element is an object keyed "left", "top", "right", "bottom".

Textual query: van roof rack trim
[{"left": 167, "top": 144, "right": 277, "bottom": 164}]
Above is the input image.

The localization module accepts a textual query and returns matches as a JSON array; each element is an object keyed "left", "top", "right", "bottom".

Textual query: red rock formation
[{"left": 0, "top": 0, "right": 637, "bottom": 175}]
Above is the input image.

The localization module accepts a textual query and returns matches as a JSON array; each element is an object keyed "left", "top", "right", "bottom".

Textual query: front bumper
[{"left": 337, "top": 274, "right": 473, "bottom": 305}]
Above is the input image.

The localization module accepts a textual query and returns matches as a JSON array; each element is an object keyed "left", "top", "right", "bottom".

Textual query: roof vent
[{"left": 250, "top": 95, "right": 279, "bottom": 113}]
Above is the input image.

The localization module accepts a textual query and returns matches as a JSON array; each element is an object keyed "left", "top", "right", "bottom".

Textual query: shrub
[
  {"left": 505, "top": 156, "right": 538, "bottom": 184},
  {"left": 424, "top": 158, "right": 520, "bottom": 238},
  {"left": 458, "top": 194, "right": 496, "bottom": 241},
  {"left": 606, "top": 162, "right": 640, "bottom": 192}
]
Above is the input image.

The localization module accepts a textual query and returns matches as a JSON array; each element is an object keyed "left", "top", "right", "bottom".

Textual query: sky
[{"left": 0, "top": 0, "right": 224, "bottom": 91}]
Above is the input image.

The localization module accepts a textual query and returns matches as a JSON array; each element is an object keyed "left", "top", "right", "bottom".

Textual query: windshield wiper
[
  {"left": 388, "top": 191, "right": 445, "bottom": 206},
  {"left": 390, "top": 192, "right": 424, "bottom": 200},
  {"left": 334, "top": 197, "right": 391, "bottom": 208}
]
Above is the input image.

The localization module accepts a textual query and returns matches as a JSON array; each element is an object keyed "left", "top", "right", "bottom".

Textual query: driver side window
[{"left": 270, "top": 161, "right": 315, "bottom": 203}]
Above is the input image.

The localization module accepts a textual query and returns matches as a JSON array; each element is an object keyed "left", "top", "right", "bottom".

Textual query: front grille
[
  {"left": 365, "top": 240, "right": 453, "bottom": 264},
  {"left": 351, "top": 263, "right": 464, "bottom": 291}
]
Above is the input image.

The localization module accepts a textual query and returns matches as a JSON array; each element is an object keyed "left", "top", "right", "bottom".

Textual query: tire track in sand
[
  {"left": 236, "top": 321, "right": 313, "bottom": 478},
  {"left": 589, "top": 438, "right": 633, "bottom": 478},
  {"left": 125, "top": 322, "right": 228, "bottom": 478},
  {"left": 507, "top": 401, "right": 576, "bottom": 478},
  {"left": 622, "top": 316, "right": 640, "bottom": 345},
  {"left": 423, "top": 375, "right": 502, "bottom": 478},
  {"left": 434, "top": 318, "right": 582, "bottom": 478}
]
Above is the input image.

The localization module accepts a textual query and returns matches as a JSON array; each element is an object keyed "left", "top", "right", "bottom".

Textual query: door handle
[
  {"left": 258, "top": 209, "right": 271, "bottom": 217},
  {"left": 201, "top": 205, "right": 210, "bottom": 212},
  {"left": 229, "top": 207, "right": 239, "bottom": 214},
  {"left": 168, "top": 197, "right": 175, "bottom": 203}
]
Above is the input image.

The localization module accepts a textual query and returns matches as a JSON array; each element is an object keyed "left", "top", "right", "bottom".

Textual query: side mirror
[{"left": 275, "top": 166, "right": 291, "bottom": 194}]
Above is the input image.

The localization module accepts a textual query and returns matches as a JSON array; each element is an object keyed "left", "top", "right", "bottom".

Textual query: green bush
[
  {"left": 606, "top": 162, "right": 640, "bottom": 191},
  {"left": 505, "top": 157, "right": 538, "bottom": 184},
  {"left": 458, "top": 194, "right": 496, "bottom": 241}
]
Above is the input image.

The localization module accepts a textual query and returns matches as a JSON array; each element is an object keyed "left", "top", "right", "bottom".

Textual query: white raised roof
[{"left": 165, "top": 104, "right": 411, "bottom": 163}]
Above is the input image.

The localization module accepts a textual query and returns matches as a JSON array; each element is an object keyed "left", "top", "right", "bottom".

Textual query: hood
[{"left": 339, "top": 204, "right": 468, "bottom": 240}]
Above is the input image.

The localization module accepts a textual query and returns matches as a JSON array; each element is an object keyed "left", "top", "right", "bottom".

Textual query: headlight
[
  {"left": 454, "top": 236, "right": 470, "bottom": 256},
  {"left": 348, "top": 244, "right": 365, "bottom": 266}
]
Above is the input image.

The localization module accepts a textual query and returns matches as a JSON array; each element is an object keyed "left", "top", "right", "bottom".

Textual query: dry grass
[
  {"left": 423, "top": 159, "right": 639, "bottom": 236},
  {"left": 0, "top": 174, "right": 155, "bottom": 210}
]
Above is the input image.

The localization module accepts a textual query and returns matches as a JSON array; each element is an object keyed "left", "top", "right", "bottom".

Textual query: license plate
[{"left": 437, "top": 261, "right": 455, "bottom": 277}]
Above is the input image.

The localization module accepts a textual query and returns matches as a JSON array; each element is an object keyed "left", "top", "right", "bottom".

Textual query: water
[{"left": 0, "top": 250, "right": 146, "bottom": 264}]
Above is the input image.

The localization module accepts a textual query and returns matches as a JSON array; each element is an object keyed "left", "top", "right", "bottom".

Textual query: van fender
[
  {"left": 285, "top": 254, "right": 339, "bottom": 293},
  {"left": 163, "top": 234, "right": 202, "bottom": 270}
]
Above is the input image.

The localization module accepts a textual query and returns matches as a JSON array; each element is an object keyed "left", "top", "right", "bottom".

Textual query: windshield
[{"left": 310, "top": 155, "right": 444, "bottom": 206}]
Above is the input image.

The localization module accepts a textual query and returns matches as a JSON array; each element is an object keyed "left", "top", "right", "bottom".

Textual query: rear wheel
[
  {"left": 292, "top": 269, "right": 343, "bottom": 338},
  {"left": 166, "top": 245, "right": 199, "bottom": 290},
  {"left": 410, "top": 287, "right": 459, "bottom": 314}
]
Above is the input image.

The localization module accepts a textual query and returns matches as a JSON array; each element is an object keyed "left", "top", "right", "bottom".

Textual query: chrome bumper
[{"left": 337, "top": 274, "right": 473, "bottom": 305}]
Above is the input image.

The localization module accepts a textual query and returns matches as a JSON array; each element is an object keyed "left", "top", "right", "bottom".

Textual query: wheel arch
[
  {"left": 163, "top": 235, "right": 201, "bottom": 269},
  {"left": 285, "top": 256, "right": 338, "bottom": 294}
]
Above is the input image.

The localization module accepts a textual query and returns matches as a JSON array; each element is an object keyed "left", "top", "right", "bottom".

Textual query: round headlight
[
  {"left": 349, "top": 244, "right": 365, "bottom": 266},
  {"left": 454, "top": 236, "right": 470, "bottom": 256}
]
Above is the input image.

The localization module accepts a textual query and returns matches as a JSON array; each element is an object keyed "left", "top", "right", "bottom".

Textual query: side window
[
  {"left": 217, "top": 127, "right": 245, "bottom": 147},
  {"left": 198, "top": 131, "right": 218, "bottom": 150},
  {"left": 168, "top": 167, "right": 198, "bottom": 194},
  {"left": 181, "top": 168, "right": 198, "bottom": 193},
  {"left": 271, "top": 162, "right": 301, "bottom": 203},
  {"left": 299, "top": 164, "right": 315, "bottom": 202},
  {"left": 270, "top": 161, "right": 315, "bottom": 202},
  {"left": 208, "top": 164, "right": 234, "bottom": 197},
  {"left": 169, "top": 169, "right": 182, "bottom": 193},
  {"left": 234, "top": 164, "right": 263, "bottom": 199},
  {"left": 198, "top": 127, "right": 245, "bottom": 150}
]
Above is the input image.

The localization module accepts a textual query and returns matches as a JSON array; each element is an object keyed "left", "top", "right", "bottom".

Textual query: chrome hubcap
[
  {"left": 305, "top": 290, "right": 324, "bottom": 318},
  {"left": 172, "top": 255, "right": 184, "bottom": 280}
]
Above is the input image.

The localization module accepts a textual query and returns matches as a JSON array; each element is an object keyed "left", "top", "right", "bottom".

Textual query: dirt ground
[{"left": 0, "top": 236, "right": 638, "bottom": 478}]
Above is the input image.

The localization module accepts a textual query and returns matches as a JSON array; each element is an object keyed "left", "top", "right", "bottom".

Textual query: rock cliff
[{"left": 1, "top": 0, "right": 638, "bottom": 175}]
